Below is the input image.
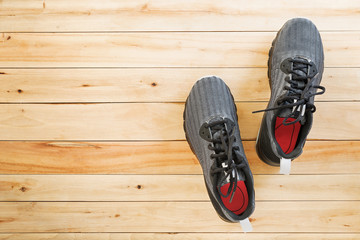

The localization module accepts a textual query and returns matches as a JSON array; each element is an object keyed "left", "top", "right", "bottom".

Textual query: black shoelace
[
  {"left": 253, "top": 58, "right": 325, "bottom": 125},
  {"left": 204, "top": 119, "right": 246, "bottom": 203}
]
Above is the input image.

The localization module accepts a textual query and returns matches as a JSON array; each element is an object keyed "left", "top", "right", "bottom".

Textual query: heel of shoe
[{"left": 256, "top": 121, "right": 281, "bottom": 166}]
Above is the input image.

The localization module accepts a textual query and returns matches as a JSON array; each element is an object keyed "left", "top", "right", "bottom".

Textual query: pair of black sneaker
[{"left": 183, "top": 18, "right": 325, "bottom": 230}]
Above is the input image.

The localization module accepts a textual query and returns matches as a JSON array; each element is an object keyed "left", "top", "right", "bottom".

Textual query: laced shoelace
[
  {"left": 204, "top": 119, "right": 246, "bottom": 203},
  {"left": 253, "top": 58, "right": 325, "bottom": 125}
]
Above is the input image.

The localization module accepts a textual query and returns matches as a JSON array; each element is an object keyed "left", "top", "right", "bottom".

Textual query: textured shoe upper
[
  {"left": 270, "top": 18, "right": 324, "bottom": 112},
  {"left": 184, "top": 76, "right": 255, "bottom": 222},
  {"left": 265, "top": 18, "right": 325, "bottom": 159}
]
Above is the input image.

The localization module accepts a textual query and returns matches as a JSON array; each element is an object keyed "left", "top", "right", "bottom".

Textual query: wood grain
[
  {"left": 0, "top": 141, "right": 359, "bottom": 174},
  {"left": 0, "top": 32, "right": 358, "bottom": 67},
  {"left": 0, "top": 175, "right": 358, "bottom": 201},
  {"left": 0, "top": 1, "right": 359, "bottom": 238},
  {"left": 0, "top": 102, "right": 358, "bottom": 140},
  {"left": 0, "top": 68, "right": 357, "bottom": 102},
  {"left": 0, "top": 233, "right": 359, "bottom": 240},
  {"left": 1, "top": 0, "right": 360, "bottom": 31},
  {"left": 0, "top": 201, "right": 359, "bottom": 232}
]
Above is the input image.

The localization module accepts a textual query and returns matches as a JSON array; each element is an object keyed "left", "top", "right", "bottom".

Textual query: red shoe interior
[
  {"left": 275, "top": 117, "right": 301, "bottom": 154},
  {"left": 220, "top": 181, "right": 249, "bottom": 215}
]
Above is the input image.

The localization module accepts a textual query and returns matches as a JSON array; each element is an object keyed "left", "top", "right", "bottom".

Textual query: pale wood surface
[
  {"left": 1, "top": 0, "right": 360, "bottom": 32},
  {"left": 1, "top": 233, "right": 359, "bottom": 240},
  {"left": 0, "top": 202, "right": 359, "bottom": 232},
  {"left": 0, "top": 32, "right": 358, "bottom": 67},
  {"left": 0, "top": 68, "right": 359, "bottom": 102},
  {"left": 0, "top": 0, "right": 359, "bottom": 238},
  {"left": 0, "top": 102, "right": 359, "bottom": 140},
  {"left": 0, "top": 141, "right": 359, "bottom": 174},
  {"left": 1, "top": 175, "right": 359, "bottom": 201}
]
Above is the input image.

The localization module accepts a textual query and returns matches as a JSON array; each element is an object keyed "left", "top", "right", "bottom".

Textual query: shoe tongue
[
  {"left": 293, "top": 69, "right": 307, "bottom": 78},
  {"left": 277, "top": 105, "right": 306, "bottom": 125},
  {"left": 219, "top": 164, "right": 246, "bottom": 187},
  {"left": 276, "top": 58, "right": 311, "bottom": 125},
  {"left": 213, "top": 130, "right": 222, "bottom": 139},
  {"left": 292, "top": 58, "right": 309, "bottom": 78},
  {"left": 278, "top": 107, "right": 293, "bottom": 118},
  {"left": 209, "top": 118, "right": 245, "bottom": 186}
]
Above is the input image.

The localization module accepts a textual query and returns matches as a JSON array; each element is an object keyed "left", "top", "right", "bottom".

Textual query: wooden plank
[
  {"left": 0, "top": 141, "right": 359, "bottom": 175},
  {"left": 1, "top": 233, "right": 359, "bottom": 240},
  {"left": 1, "top": 0, "right": 360, "bottom": 32},
  {"left": 0, "top": 175, "right": 359, "bottom": 201},
  {"left": 0, "top": 141, "right": 200, "bottom": 174},
  {"left": 0, "top": 32, "right": 358, "bottom": 67},
  {"left": 0, "top": 68, "right": 357, "bottom": 102},
  {"left": 0, "top": 102, "right": 358, "bottom": 140},
  {"left": 0, "top": 201, "right": 359, "bottom": 232},
  {"left": 1, "top": 141, "right": 359, "bottom": 175}
]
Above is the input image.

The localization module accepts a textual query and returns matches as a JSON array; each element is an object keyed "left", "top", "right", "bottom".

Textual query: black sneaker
[
  {"left": 253, "top": 18, "right": 325, "bottom": 174},
  {"left": 183, "top": 76, "right": 255, "bottom": 231}
]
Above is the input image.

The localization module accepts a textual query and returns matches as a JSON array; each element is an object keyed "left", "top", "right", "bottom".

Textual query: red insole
[
  {"left": 275, "top": 117, "right": 301, "bottom": 154},
  {"left": 220, "top": 181, "right": 248, "bottom": 215}
]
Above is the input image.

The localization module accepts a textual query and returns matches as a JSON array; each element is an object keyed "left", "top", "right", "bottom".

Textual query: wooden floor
[{"left": 0, "top": 0, "right": 360, "bottom": 239}]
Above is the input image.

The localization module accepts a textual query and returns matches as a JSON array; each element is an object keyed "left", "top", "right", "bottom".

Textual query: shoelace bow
[
  {"left": 253, "top": 58, "right": 325, "bottom": 125},
  {"left": 204, "top": 119, "right": 246, "bottom": 203}
]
